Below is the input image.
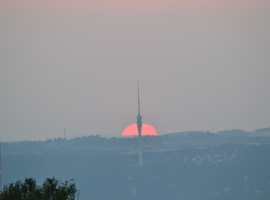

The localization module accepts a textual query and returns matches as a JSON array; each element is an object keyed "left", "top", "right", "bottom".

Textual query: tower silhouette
[{"left": 137, "top": 82, "right": 143, "bottom": 166}]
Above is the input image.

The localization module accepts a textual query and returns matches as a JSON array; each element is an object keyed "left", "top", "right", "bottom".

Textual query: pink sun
[{"left": 122, "top": 123, "right": 158, "bottom": 137}]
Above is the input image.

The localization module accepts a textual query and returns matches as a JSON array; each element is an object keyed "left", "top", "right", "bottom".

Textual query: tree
[{"left": 0, "top": 177, "right": 76, "bottom": 200}]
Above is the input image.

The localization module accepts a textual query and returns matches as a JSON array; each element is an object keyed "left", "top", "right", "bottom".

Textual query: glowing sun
[{"left": 122, "top": 123, "right": 158, "bottom": 136}]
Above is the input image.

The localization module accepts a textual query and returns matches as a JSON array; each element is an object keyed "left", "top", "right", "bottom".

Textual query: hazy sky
[{"left": 1, "top": 0, "right": 270, "bottom": 141}]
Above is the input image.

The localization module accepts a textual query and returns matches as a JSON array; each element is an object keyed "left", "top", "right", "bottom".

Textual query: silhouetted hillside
[{"left": 1, "top": 129, "right": 270, "bottom": 200}]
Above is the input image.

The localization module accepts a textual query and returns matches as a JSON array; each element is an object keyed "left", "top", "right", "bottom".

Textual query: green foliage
[{"left": 0, "top": 177, "right": 76, "bottom": 200}]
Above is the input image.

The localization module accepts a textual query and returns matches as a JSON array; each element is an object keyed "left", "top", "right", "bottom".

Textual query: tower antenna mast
[{"left": 137, "top": 81, "right": 143, "bottom": 166}]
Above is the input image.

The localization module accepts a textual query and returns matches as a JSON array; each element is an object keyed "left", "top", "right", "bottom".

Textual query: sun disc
[{"left": 122, "top": 123, "right": 157, "bottom": 136}]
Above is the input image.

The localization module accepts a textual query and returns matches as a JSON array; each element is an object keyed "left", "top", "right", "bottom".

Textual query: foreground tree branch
[{"left": 0, "top": 177, "right": 76, "bottom": 200}]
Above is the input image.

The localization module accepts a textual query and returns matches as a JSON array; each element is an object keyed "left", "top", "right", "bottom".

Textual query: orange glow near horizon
[{"left": 122, "top": 123, "right": 158, "bottom": 137}]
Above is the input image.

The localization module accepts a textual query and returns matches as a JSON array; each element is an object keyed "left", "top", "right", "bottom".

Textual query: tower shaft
[
  {"left": 138, "top": 134, "right": 142, "bottom": 166},
  {"left": 137, "top": 82, "right": 143, "bottom": 166}
]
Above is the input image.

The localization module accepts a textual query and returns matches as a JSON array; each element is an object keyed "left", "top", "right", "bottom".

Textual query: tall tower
[
  {"left": 137, "top": 82, "right": 143, "bottom": 166},
  {"left": 0, "top": 145, "right": 2, "bottom": 192}
]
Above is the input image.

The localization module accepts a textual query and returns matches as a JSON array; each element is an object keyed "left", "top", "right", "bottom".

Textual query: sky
[{"left": 1, "top": 0, "right": 270, "bottom": 141}]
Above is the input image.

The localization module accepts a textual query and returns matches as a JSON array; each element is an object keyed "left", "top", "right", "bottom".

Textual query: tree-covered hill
[{"left": 1, "top": 131, "right": 270, "bottom": 200}]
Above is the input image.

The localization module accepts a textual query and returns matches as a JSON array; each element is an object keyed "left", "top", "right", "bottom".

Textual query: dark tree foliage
[{"left": 0, "top": 177, "right": 76, "bottom": 200}]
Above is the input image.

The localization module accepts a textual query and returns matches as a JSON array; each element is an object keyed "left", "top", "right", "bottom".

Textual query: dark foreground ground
[{"left": 2, "top": 131, "right": 270, "bottom": 200}]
